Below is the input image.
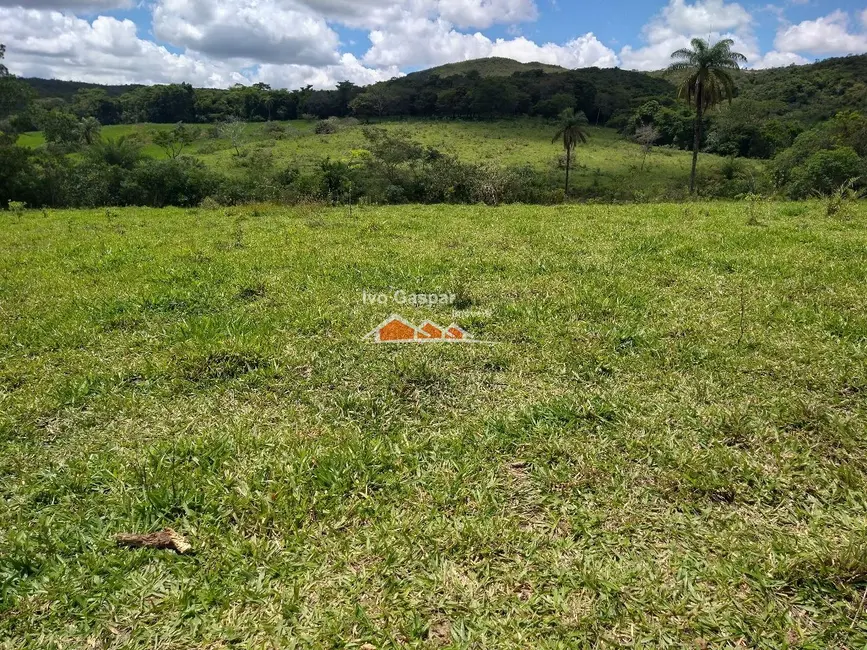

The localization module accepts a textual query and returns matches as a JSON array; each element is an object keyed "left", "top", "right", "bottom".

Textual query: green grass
[
  {"left": 17, "top": 118, "right": 761, "bottom": 197},
  {"left": 2, "top": 201, "right": 866, "bottom": 647}
]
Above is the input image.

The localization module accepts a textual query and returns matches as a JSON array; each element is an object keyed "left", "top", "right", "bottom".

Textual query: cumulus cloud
[
  {"left": 0, "top": 7, "right": 396, "bottom": 88},
  {"left": 619, "top": 0, "right": 757, "bottom": 70},
  {"left": 775, "top": 10, "right": 867, "bottom": 55},
  {"left": 363, "top": 13, "right": 617, "bottom": 69},
  {"left": 437, "top": 0, "right": 537, "bottom": 29},
  {"left": 0, "top": 8, "right": 245, "bottom": 85},
  {"left": 0, "top": 0, "right": 131, "bottom": 8},
  {"left": 751, "top": 49, "right": 809, "bottom": 68},
  {"left": 287, "top": 0, "right": 537, "bottom": 30},
  {"left": 256, "top": 53, "right": 402, "bottom": 88},
  {"left": 660, "top": 0, "right": 751, "bottom": 33},
  {"left": 490, "top": 33, "right": 619, "bottom": 68},
  {"left": 0, "top": 0, "right": 848, "bottom": 89},
  {"left": 153, "top": 0, "right": 340, "bottom": 66}
]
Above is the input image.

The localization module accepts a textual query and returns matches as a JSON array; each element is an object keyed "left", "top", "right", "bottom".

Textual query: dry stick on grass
[{"left": 115, "top": 528, "right": 192, "bottom": 554}]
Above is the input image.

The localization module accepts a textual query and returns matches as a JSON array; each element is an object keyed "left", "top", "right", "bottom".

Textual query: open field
[
  {"left": 17, "top": 119, "right": 762, "bottom": 198},
  {"left": 1, "top": 201, "right": 866, "bottom": 647}
]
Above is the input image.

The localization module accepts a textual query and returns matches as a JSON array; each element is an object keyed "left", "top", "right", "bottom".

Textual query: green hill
[{"left": 410, "top": 57, "right": 567, "bottom": 78}]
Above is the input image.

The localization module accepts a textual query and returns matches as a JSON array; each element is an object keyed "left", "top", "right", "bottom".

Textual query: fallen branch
[{"left": 115, "top": 528, "right": 192, "bottom": 554}]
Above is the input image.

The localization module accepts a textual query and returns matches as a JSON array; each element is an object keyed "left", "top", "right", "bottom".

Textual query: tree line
[
  {"left": 3, "top": 45, "right": 865, "bottom": 165},
  {"left": 1, "top": 42, "right": 865, "bottom": 207}
]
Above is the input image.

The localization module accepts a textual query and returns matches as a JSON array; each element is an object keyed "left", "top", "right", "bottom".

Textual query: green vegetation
[
  {"left": 3, "top": 42, "right": 866, "bottom": 206},
  {"left": 667, "top": 38, "right": 747, "bottom": 193},
  {"left": 2, "top": 201, "right": 866, "bottom": 647},
  {"left": 5, "top": 119, "right": 765, "bottom": 207},
  {"left": 410, "top": 56, "right": 566, "bottom": 78},
  {"left": 550, "top": 108, "right": 590, "bottom": 195}
]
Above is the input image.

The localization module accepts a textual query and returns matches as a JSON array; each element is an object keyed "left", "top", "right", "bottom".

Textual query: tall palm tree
[
  {"left": 551, "top": 108, "right": 589, "bottom": 197},
  {"left": 668, "top": 38, "right": 746, "bottom": 193}
]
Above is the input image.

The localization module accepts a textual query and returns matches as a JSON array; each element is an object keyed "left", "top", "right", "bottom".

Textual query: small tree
[
  {"left": 80, "top": 116, "right": 102, "bottom": 146},
  {"left": 221, "top": 117, "right": 246, "bottom": 156},
  {"left": 635, "top": 124, "right": 660, "bottom": 171},
  {"left": 551, "top": 108, "right": 589, "bottom": 197},
  {"left": 152, "top": 122, "right": 195, "bottom": 159},
  {"left": 42, "top": 110, "right": 82, "bottom": 148}
]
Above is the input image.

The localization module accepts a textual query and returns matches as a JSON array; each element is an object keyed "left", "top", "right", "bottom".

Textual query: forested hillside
[
  {"left": 11, "top": 54, "right": 865, "bottom": 154},
  {"left": 1, "top": 50, "right": 865, "bottom": 208},
  {"left": 410, "top": 57, "right": 566, "bottom": 77}
]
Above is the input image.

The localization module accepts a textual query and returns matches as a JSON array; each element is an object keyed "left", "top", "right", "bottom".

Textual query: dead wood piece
[{"left": 115, "top": 528, "right": 191, "bottom": 554}]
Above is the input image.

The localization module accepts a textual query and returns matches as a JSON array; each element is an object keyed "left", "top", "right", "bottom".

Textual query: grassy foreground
[{"left": 1, "top": 202, "right": 866, "bottom": 648}]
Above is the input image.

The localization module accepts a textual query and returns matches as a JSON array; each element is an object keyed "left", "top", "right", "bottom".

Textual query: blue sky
[{"left": 1, "top": 0, "right": 866, "bottom": 88}]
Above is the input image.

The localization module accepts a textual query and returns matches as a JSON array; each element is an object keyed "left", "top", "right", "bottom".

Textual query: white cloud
[
  {"left": 490, "top": 33, "right": 620, "bottom": 68},
  {"left": 256, "top": 53, "right": 402, "bottom": 88},
  {"left": 0, "top": 0, "right": 131, "bottom": 8},
  {"left": 862, "top": 8, "right": 867, "bottom": 29},
  {"left": 660, "top": 0, "right": 751, "bottom": 33},
  {"left": 287, "top": 0, "right": 537, "bottom": 30},
  {"left": 775, "top": 10, "right": 867, "bottom": 55},
  {"left": 0, "top": 8, "right": 245, "bottom": 85},
  {"left": 618, "top": 0, "right": 757, "bottom": 70},
  {"left": 437, "top": 0, "right": 537, "bottom": 29},
  {"left": 0, "top": 7, "right": 395, "bottom": 88},
  {"left": 751, "top": 49, "right": 809, "bottom": 68},
  {"left": 152, "top": 0, "right": 340, "bottom": 66},
  {"left": 363, "top": 13, "right": 617, "bottom": 69},
  {"left": 0, "top": 0, "right": 850, "bottom": 89}
]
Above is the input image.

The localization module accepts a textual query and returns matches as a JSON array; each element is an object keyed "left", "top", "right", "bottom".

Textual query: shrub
[
  {"left": 199, "top": 196, "right": 221, "bottom": 209},
  {"left": 274, "top": 166, "right": 300, "bottom": 187},
  {"left": 86, "top": 136, "right": 141, "bottom": 170},
  {"left": 319, "top": 158, "right": 352, "bottom": 201},
  {"left": 0, "top": 146, "right": 35, "bottom": 206},
  {"left": 315, "top": 119, "right": 339, "bottom": 135},
  {"left": 824, "top": 177, "right": 865, "bottom": 219},
  {"left": 720, "top": 156, "right": 744, "bottom": 181},
  {"left": 786, "top": 147, "right": 862, "bottom": 198},
  {"left": 8, "top": 200, "right": 25, "bottom": 213},
  {"left": 124, "top": 158, "right": 219, "bottom": 207},
  {"left": 263, "top": 122, "right": 286, "bottom": 139}
]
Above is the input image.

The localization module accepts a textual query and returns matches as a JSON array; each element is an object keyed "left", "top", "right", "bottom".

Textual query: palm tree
[
  {"left": 79, "top": 117, "right": 102, "bottom": 146},
  {"left": 551, "top": 108, "right": 589, "bottom": 197},
  {"left": 88, "top": 136, "right": 141, "bottom": 169},
  {"left": 668, "top": 38, "right": 746, "bottom": 194}
]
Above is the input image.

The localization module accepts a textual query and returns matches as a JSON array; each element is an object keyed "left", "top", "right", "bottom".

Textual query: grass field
[
  {"left": 2, "top": 201, "right": 866, "bottom": 647},
  {"left": 17, "top": 119, "right": 761, "bottom": 198}
]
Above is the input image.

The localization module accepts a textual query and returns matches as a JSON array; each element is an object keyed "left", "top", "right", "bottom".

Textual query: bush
[
  {"left": 199, "top": 196, "right": 221, "bottom": 209},
  {"left": 274, "top": 165, "right": 300, "bottom": 188},
  {"left": 786, "top": 147, "right": 862, "bottom": 198},
  {"left": 263, "top": 122, "right": 286, "bottom": 139},
  {"left": 315, "top": 119, "right": 339, "bottom": 135},
  {"left": 86, "top": 136, "right": 141, "bottom": 170},
  {"left": 124, "top": 158, "right": 219, "bottom": 207},
  {"left": 0, "top": 145, "right": 35, "bottom": 206}
]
